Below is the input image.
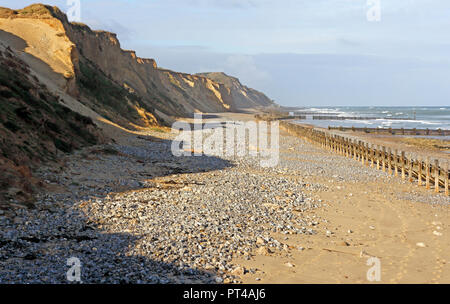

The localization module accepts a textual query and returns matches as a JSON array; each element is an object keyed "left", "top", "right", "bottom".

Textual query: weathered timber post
[
  {"left": 334, "top": 135, "right": 338, "bottom": 153},
  {"left": 365, "top": 143, "right": 369, "bottom": 166},
  {"left": 357, "top": 141, "right": 361, "bottom": 163},
  {"left": 345, "top": 138, "right": 348, "bottom": 156},
  {"left": 387, "top": 148, "right": 392, "bottom": 175},
  {"left": 445, "top": 162, "right": 449, "bottom": 196},
  {"left": 425, "top": 158, "right": 430, "bottom": 189},
  {"left": 345, "top": 139, "right": 349, "bottom": 157},
  {"left": 370, "top": 144, "right": 374, "bottom": 168},
  {"left": 418, "top": 158, "right": 422, "bottom": 186},
  {"left": 409, "top": 157, "right": 414, "bottom": 182},
  {"left": 343, "top": 138, "right": 346, "bottom": 156},
  {"left": 376, "top": 146, "right": 380, "bottom": 170},
  {"left": 382, "top": 146, "right": 386, "bottom": 172},
  {"left": 435, "top": 159, "right": 439, "bottom": 193},
  {"left": 401, "top": 152, "right": 406, "bottom": 180},
  {"left": 361, "top": 142, "right": 366, "bottom": 165},
  {"left": 394, "top": 149, "right": 398, "bottom": 177}
]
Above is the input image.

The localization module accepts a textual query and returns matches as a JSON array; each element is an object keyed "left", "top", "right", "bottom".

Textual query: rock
[
  {"left": 256, "top": 246, "right": 272, "bottom": 256},
  {"left": 256, "top": 237, "right": 265, "bottom": 245},
  {"left": 416, "top": 242, "right": 426, "bottom": 248},
  {"left": 231, "top": 266, "right": 245, "bottom": 276},
  {"left": 339, "top": 241, "right": 351, "bottom": 247},
  {"left": 285, "top": 262, "right": 295, "bottom": 268}
]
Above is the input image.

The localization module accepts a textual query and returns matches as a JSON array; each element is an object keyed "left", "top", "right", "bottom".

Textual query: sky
[{"left": 3, "top": 0, "right": 450, "bottom": 107}]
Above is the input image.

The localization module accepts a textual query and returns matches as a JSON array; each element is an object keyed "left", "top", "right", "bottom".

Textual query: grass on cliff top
[{"left": 0, "top": 4, "right": 54, "bottom": 18}]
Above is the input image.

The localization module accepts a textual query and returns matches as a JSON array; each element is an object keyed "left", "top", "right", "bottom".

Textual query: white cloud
[{"left": 224, "top": 55, "right": 270, "bottom": 82}]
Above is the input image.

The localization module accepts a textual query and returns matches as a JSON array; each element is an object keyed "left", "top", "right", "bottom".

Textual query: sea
[{"left": 292, "top": 106, "right": 450, "bottom": 131}]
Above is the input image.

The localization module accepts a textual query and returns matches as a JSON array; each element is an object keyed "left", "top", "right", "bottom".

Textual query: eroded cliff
[
  {"left": 197, "top": 72, "right": 275, "bottom": 109},
  {"left": 0, "top": 4, "right": 262, "bottom": 128}
]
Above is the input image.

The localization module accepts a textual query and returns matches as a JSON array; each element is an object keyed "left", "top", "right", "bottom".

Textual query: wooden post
[
  {"left": 394, "top": 149, "right": 398, "bottom": 177},
  {"left": 382, "top": 146, "right": 386, "bottom": 172},
  {"left": 435, "top": 159, "right": 439, "bottom": 193},
  {"left": 425, "top": 157, "right": 430, "bottom": 189},
  {"left": 353, "top": 140, "right": 357, "bottom": 161},
  {"left": 346, "top": 139, "right": 349, "bottom": 157},
  {"left": 365, "top": 143, "right": 370, "bottom": 166},
  {"left": 370, "top": 144, "right": 374, "bottom": 168},
  {"left": 418, "top": 158, "right": 422, "bottom": 186},
  {"left": 401, "top": 152, "right": 406, "bottom": 180},
  {"left": 409, "top": 157, "right": 414, "bottom": 182},
  {"left": 376, "top": 146, "right": 380, "bottom": 170},
  {"left": 388, "top": 148, "right": 392, "bottom": 175},
  {"left": 360, "top": 142, "right": 366, "bottom": 166},
  {"left": 445, "top": 162, "right": 449, "bottom": 196},
  {"left": 356, "top": 141, "right": 360, "bottom": 161}
]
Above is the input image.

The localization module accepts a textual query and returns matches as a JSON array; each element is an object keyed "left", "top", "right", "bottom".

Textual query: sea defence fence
[
  {"left": 278, "top": 121, "right": 449, "bottom": 196},
  {"left": 328, "top": 126, "right": 450, "bottom": 136},
  {"left": 275, "top": 115, "right": 414, "bottom": 121}
]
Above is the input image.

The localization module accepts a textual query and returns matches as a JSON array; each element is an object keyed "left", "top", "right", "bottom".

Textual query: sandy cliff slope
[{"left": 197, "top": 72, "right": 276, "bottom": 109}]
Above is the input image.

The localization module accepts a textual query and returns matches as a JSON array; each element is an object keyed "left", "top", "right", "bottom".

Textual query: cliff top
[{"left": 0, "top": 4, "right": 61, "bottom": 19}]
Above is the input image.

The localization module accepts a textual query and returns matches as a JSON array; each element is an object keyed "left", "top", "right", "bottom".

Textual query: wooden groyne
[
  {"left": 255, "top": 114, "right": 414, "bottom": 121},
  {"left": 328, "top": 126, "right": 450, "bottom": 136},
  {"left": 280, "top": 121, "right": 449, "bottom": 196},
  {"left": 311, "top": 116, "right": 412, "bottom": 121},
  {"left": 280, "top": 115, "right": 413, "bottom": 121}
]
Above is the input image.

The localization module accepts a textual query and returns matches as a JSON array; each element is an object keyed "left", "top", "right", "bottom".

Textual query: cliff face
[
  {"left": 0, "top": 4, "right": 260, "bottom": 128},
  {"left": 197, "top": 72, "right": 275, "bottom": 109}
]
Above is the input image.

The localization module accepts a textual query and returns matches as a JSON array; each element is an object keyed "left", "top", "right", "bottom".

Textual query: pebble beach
[{"left": 1, "top": 114, "right": 449, "bottom": 284}]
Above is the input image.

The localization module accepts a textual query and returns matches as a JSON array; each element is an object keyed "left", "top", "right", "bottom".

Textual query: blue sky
[{"left": 3, "top": 0, "right": 450, "bottom": 106}]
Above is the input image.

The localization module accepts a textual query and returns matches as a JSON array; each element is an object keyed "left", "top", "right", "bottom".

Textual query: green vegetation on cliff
[{"left": 77, "top": 57, "right": 159, "bottom": 128}]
